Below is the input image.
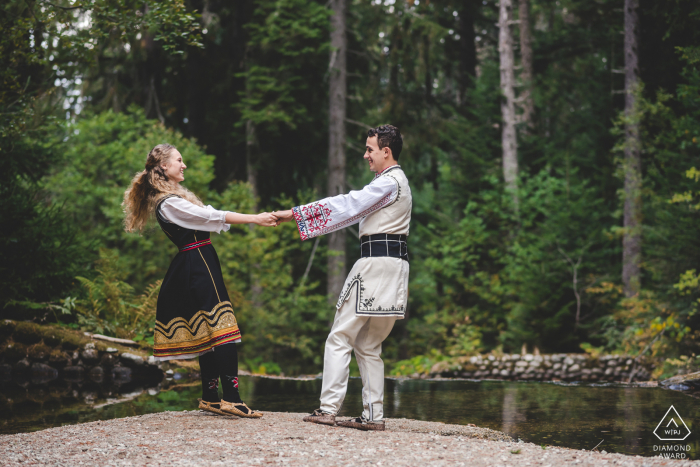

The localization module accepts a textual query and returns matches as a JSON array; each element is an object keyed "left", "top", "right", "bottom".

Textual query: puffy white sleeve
[
  {"left": 292, "top": 176, "right": 398, "bottom": 241},
  {"left": 159, "top": 198, "right": 231, "bottom": 233}
]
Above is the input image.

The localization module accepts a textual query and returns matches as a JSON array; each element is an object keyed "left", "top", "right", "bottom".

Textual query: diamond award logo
[{"left": 654, "top": 406, "right": 691, "bottom": 441}]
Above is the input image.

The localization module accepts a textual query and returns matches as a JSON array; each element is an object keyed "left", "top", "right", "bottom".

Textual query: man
[{"left": 275, "top": 125, "right": 411, "bottom": 431}]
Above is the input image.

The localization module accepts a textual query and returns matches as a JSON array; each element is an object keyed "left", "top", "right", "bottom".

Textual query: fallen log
[{"left": 84, "top": 332, "right": 140, "bottom": 347}]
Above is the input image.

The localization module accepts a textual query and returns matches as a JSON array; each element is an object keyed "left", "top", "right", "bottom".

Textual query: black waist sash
[{"left": 360, "top": 234, "right": 408, "bottom": 261}]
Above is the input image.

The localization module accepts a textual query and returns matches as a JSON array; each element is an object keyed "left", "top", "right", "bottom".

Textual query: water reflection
[
  {"left": 375, "top": 379, "right": 698, "bottom": 459},
  {"left": 501, "top": 387, "right": 525, "bottom": 434},
  {"left": 1, "top": 376, "right": 697, "bottom": 459}
]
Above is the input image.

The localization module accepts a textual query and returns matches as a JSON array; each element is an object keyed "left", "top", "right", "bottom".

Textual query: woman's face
[{"left": 162, "top": 149, "right": 186, "bottom": 183}]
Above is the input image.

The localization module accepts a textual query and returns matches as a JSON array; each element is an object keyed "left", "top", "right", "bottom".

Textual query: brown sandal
[
  {"left": 220, "top": 400, "right": 263, "bottom": 418},
  {"left": 336, "top": 417, "right": 385, "bottom": 431},
  {"left": 198, "top": 398, "right": 236, "bottom": 417}
]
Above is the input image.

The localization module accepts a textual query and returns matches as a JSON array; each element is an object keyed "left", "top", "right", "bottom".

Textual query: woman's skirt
[{"left": 153, "top": 244, "right": 241, "bottom": 361}]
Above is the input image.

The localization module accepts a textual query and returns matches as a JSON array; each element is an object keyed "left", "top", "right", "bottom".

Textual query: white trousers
[{"left": 319, "top": 299, "right": 397, "bottom": 420}]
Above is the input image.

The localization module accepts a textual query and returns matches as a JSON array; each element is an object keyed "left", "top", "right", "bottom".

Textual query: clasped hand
[{"left": 255, "top": 209, "right": 294, "bottom": 227}]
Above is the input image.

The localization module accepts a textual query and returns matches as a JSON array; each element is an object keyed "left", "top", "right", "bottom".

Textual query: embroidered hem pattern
[
  {"left": 152, "top": 338, "right": 242, "bottom": 361},
  {"left": 153, "top": 301, "right": 242, "bottom": 359},
  {"left": 336, "top": 273, "right": 405, "bottom": 316}
]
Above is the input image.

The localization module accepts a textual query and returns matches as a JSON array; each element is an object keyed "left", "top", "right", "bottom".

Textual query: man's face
[{"left": 364, "top": 136, "right": 383, "bottom": 173}]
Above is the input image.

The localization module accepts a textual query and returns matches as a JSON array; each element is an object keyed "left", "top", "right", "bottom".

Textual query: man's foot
[
  {"left": 302, "top": 409, "right": 336, "bottom": 426},
  {"left": 336, "top": 416, "right": 385, "bottom": 431}
]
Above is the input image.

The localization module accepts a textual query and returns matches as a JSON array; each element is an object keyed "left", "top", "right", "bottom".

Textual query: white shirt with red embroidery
[
  {"left": 160, "top": 197, "right": 231, "bottom": 234},
  {"left": 292, "top": 167, "right": 400, "bottom": 241}
]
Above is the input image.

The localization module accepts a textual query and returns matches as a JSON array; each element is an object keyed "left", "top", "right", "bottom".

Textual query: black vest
[{"left": 155, "top": 195, "right": 211, "bottom": 250}]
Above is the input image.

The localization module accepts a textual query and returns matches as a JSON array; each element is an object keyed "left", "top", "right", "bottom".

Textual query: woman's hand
[
  {"left": 273, "top": 210, "right": 294, "bottom": 222},
  {"left": 256, "top": 212, "right": 280, "bottom": 227}
]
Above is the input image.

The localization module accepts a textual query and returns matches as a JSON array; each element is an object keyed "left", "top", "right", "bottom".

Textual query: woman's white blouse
[{"left": 159, "top": 197, "right": 231, "bottom": 234}]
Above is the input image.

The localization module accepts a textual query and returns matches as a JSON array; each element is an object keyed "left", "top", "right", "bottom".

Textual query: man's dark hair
[{"left": 367, "top": 125, "right": 403, "bottom": 161}]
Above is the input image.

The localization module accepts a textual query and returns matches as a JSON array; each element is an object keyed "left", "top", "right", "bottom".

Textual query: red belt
[{"left": 179, "top": 239, "right": 211, "bottom": 252}]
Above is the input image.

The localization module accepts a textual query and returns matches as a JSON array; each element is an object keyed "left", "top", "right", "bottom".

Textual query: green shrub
[{"left": 70, "top": 249, "right": 159, "bottom": 341}]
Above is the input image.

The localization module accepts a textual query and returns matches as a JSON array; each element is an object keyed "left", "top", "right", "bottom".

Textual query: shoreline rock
[
  {"left": 0, "top": 320, "right": 163, "bottom": 388},
  {"left": 427, "top": 352, "right": 654, "bottom": 383},
  {"left": 660, "top": 371, "right": 700, "bottom": 392}
]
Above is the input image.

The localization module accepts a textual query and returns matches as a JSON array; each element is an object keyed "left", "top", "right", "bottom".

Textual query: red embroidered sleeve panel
[{"left": 292, "top": 175, "right": 398, "bottom": 241}]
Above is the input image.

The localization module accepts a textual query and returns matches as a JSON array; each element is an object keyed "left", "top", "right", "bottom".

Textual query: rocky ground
[{"left": 1, "top": 411, "right": 697, "bottom": 466}]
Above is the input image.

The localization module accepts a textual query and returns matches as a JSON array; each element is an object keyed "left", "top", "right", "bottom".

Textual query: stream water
[{"left": 1, "top": 376, "right": 697, "bottom": 459}]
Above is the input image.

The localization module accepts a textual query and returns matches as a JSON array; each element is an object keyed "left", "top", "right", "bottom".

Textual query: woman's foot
[
  {"left": 220, "top": 400, "right": 263, "bottom": 418},
  {"left": 197, "top": 398, "right": 235, "bottom": 417}
]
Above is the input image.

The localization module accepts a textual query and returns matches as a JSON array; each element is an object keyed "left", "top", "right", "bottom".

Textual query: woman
[{"left": 123, "top": 143, "right": 278, "bottom": 418}]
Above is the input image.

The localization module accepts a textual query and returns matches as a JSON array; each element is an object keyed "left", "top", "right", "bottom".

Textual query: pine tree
[
  {"left": 327, "top": 0, "right": 348, "bottom": 301},
  {"left": 622, "top": 0, "right": 642, "bottom": 297},
  {"left": 499, "top": 0, "right": 519, "bottom": 202}
]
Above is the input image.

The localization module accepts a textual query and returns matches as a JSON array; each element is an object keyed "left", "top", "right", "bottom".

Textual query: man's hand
[
  {"left": 255, "top": 212, "right": 280, "bottom": 227},
  {"left": 273, "top": 210, "right": 294, "bottom": 223}
]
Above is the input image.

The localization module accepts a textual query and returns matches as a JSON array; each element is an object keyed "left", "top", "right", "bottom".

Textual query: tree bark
[
  {"left": 518, "top": 0, "right": 535, "bottom": 130},
  {"left": 141, "top": 18, "right": 163, "bottom": 124},
  {"left": 186, "top": 0, "right": 207, "bottom": 141},
  {"left": 246, "top": 119, "right": 263, "bottom": 307},
  {"left": 458, "top": 0, "right": 477, "bottom": 104},
  {"left": 327, "top": 0, "right": 347, "bottom": 303},
  {"left": 622, "top": 0, "right": 642, "bottom": 297},
  {"left": 186, "top": 46, "right": 207, "bottom": 141},
  {"left": 499, "top": 0, "right": 519, "bottom": 202},
  {"left": 424, "top": 33, "right": 432, "bottom": 103},
  {"left": 246, "top": 119, "right": 259, "bottom": 208}
]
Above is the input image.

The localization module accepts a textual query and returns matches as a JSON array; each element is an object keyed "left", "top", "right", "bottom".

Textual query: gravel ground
[{"left": 1, "top": 411, "right": 697, "bottom": 466}]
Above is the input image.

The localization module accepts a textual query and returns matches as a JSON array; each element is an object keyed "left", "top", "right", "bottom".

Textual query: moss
[
  {"left": 43, "top": 332, "right": 63, "bottom": 347},
  {"left": 0, "top": 340, "right": 28, "bottom": 361},
  {"left": 1, "top": 321, "right": 153, "bottom": 363},
  {"left": 48, "top": 349, "right": 72, "bottom": 367},
  {"left": 12, "top": 322, "right": 43, "bottom": 345},
  {"left": 28, "top": 342, "right": 52, "bottom": 361},
  {"left": 57, "top": 333, "right": 88, "bottom": 351},
  {"left": 0, "top": 320, "right": 16, "bottom": 342},
  {"left": 9, "top": 322, "right": 87, "bottom": 350}
]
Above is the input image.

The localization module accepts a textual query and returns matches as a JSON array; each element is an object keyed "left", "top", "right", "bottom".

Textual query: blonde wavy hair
[{"left": 123, "top": 144, "right": 204, "bottom": 233}]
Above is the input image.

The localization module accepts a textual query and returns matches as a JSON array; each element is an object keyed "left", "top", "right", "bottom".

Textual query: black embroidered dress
[{"left": 153, "top": 195, "right": 241, "bottom": 360}]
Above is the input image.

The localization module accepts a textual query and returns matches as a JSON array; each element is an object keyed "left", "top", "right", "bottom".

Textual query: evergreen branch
[
  {"left": 345, "top": 118, "right": 372, "bottom": 130},
  {"left": 38, "top": 0, "right": 84, "bottom": 10}
]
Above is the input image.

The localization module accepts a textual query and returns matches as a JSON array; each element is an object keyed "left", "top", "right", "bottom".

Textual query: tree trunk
[
  {"left": 141, "top": 20, "right": 164, "bottom": 124},
  {"left": 246, "top": 119, "right": 262, "bottom": 307},
  {"left": 327, "top": 0, "right": 347, "bottom": 303},
  {"left": 458, "top": 0, "right": 478, "bottom": 104},
  {"left": 186, "top": 0, "right": 207, "bottom": 141},
  {"left": 622, "top": 0, "right": 642, "bottom": 297},
  {"left": 186, "top": 46, "right": 207, "bottom": 141},
  {"left": 246, "top": 119, "right": 259, "bottom": 208},
  {"left": 518, "top": 0, "right": 534, "bottom": 130},
  {"left": 499, "top": 0, "right": 519, "bottom": 202},
  {"left": 424, "top": 33, "right": 432, "bottom": 103}
]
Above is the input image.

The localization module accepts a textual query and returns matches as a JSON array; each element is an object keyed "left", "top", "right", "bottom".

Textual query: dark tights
[{"left": 199, "top": 343, "right": 247, "bottom": 412}]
